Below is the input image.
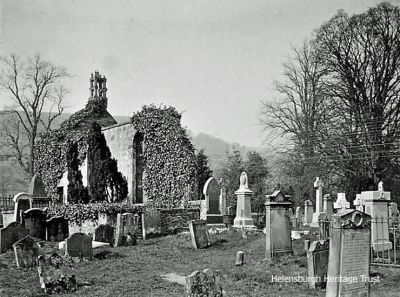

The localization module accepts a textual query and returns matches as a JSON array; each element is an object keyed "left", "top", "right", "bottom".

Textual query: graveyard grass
[{"left": 1, "top": 230, "right": 400, "bottom": 297}]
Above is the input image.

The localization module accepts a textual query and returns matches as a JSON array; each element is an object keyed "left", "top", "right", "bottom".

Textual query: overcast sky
[{"left": 0, "top": 0, "right": 395, "bottom": 147}]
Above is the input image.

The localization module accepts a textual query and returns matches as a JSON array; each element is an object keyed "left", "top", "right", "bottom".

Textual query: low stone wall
[{"left": 159, "top": 208, "right": 200, "bottom": 234}]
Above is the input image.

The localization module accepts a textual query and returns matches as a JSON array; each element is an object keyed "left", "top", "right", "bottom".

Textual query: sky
[{"left": 0, "top": 0, "right": 395, "bottom": 147}]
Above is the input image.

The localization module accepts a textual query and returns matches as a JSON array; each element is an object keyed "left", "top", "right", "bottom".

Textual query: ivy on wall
[{"left": 131, "top": 104, "right": 198, "bottom": 208}]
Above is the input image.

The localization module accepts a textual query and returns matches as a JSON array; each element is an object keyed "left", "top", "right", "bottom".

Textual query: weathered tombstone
[
  {"left": 203, "top": 177, "right": 223, "bottom": 224},
  {"left": 333, "top": 193, "right": 350, "bottom": 211},
  {"left": 235, "top": 251, "right": 244, "bottom": 266},
  {"left": 219, "top": 186, "right": 227, "bottom": 215},
  {"left": 233, "top": 172, "right": 256, "bottom": 229},
  {"left": 64, "top": 233, "right": 93, "bottom": 258},
  {"left": 28, "top": 174, "right": 47, "bottom": 197},
  {"left": 22, "top": 208, "right": 47, "bottom": 240},
  {"left": 323, "top": 194, "right": 334, "bottom": 215},
  {"left": 114, "top": 213, "right": 138, "bottom": 247},
  {"left": 353, "top": 194, "right": 363, "bottom": 212},
  {"left": 13, "top": 192, "right": 33, "bottom": 222},
  {"left": 37, "top": 253, "right": 77, "bottom": 294},
  {"left": 361, "top": 183, "right": 391, "bottom": 251},
  {"left": 94, "top": 224, "right": 114, "bottom": 244},
  {"left": 307, "top": 239, "right": 329, "bottom": 289},
  {"left": 265, "top": 190, "right": 293, "bottom": 260},
  {"left": 142, "top": 208, "right": 161, "bottom": 240},
  {"left": 188, "top": 219, "right": 210, "bottom": 249},
  {"left": 326, "top": 210, "right": 371, "bottom": 297},
  {"left": 0, "top": 222, "right": 30, "bottom": 253},
  {"left": 185, "top": 269, "right": 225, "bottom": 297},
  {"left": 304, "top": 200, "right": 313, "bottom": 226},
  {"left": 311, "top": 177, "right": 325, "bottom": 227},
  {"left": 13, "top": 235, "right": 42, "bottom": 268},
  {"left": 46, "top": 216, "right": 69, "bottom": 242}
]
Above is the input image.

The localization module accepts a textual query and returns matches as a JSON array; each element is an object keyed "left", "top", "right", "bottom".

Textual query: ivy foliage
[
  {"left": 195, "top": 149, "right": 213, "bottom": 199},
  {"left": 87, "top": 122, "right": 128, "bottom": 203},
  {"left": 131, "top": 104, "right": 198, "bottom": 208},
  {"left": 66, "top": 141, "right": 89, "bottom": 204}
]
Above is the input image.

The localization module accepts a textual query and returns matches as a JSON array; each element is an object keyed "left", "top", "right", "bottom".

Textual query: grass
[{"left": 0, "top": 229, "right": 400, "bottom": 296}]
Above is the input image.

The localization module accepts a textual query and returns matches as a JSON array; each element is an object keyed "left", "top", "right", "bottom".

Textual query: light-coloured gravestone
[
  {"left": 114, "top": 213, "right": 138, "bottom": 247},
  {"left": 22, "top": 208, "right": 47, "bottom": 240},
  {"left": 323, "top": 194, "right": 334, "bottom": 215},
  {"left": 185, "top": 269, "right": 225, "bottom": 297},
  {"left": 28, "top": 174, "right": 47, "bottom": 198},
  {"left": 307, "top": 239, "right": 329, "bottom": 289},
  {"left": 13, "top": 192, "right": 32, "bottom": 222},
  {"left": 304, "top": 200, "right": 313, "bottom": 226},
  {"left": 13, "top": 235, "right": 42, "bottom": 268},
  {"left": 0, "top": 222, "right": 30, "bottom": 253},
  {"left": 142, "top": 209, "right": 161, "bottom": 240},
  {"left": 333, "top": 193, "right": 350, "bottom": 211},
  {"left": 203, "top": 177, "right": 223, "bottom": 224},
  {"left": 353, "top": 194, "right": 363, "bottom": 212},
  {"left": 219, "top": 186, "right": 227, "bottom": 215},
  {"left": 233, "top": 172, "right": 256, "bottom": 229},
  {"left": 94, "top": 224, "right": 114, "bottom": 244},
  {"left": 311, "top": 177, "right": 324, "bottom": 227},
  {"left": 326, "top": 210, "right": 371, "bottom": 297},
  {"left": 188, "top": 219, "right": 210, "bottom": 249},
  {"left": 46, "top": 216, "right": 69, "bottom": 242},
  {"left": 265, "top": 190, "right": 293, "bottom": 259},
  {"left": 64, "top": 233, "right": 93, "bottom": 258},
  {"left": 361, "top": 182, "right": 391, "bottom": 251}
]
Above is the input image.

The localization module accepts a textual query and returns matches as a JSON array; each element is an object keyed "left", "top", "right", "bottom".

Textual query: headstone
[
  {"left": 235, "top": 251, "right": 244, "bottom": 266},
  {"left": 323, "top": 194, "right": 334, "bottom": 215},
  {"left": 22, "top": 208, "right": 47, "bottom": 240},
  {"left": 311, "top": 177, "right": 325, "bottom": 227},
  {"left": 185, "top": 269, "right": 225, "bottom": 297},
  {"left": 46, "top": 216, "right": 69, "bottom": 242},
  {"left": 326, "top": 210, "right": 371, "bottom": 297},
  {"left": 227, "top": 206, "right": 235, "bottom": 215},
  {"left": 333, "top": 193, "right": 350, "bottom": 210},
  {"left": 361, "top": 184, "right": 391, "bottom": 251},
  {"left": 307, "top": 239, "right": 329, "bottom": 289},
  {"left": 0, "top": 222, "right": 30, "bottom": 253},
  {"left": 114, "top": 213, "right": 138, "bottom": 247},
  {"left": 94, "top": 224, "right": 114, "bottom": 244},
  {"left": 203, "top": 177, "right": 223, "bottom": 224},
  {"left": 13, "top": 235, "right": 42, "bottom": 268},
  {"left": 13, "top": 192, "right": 32, "bottom": 222},
  {"left": 64, "top": 233, "right": 93, "bottom": 258},
  {"left": 233, "top": 172, "right": 256, "bottom": 229},
  {"left": 188, "top": 219, "right": 210, "bottom": 249},
  {"left": 304, "top": 200, "right": 313, "bottom": 226},
  {"left": 265, "top": 190, "right": 293, "bottom": 259},
  {"left": 28, "top": 174, "right": 47, "bottom": 197},
  {"left": 142, "top": 208, "right": 161, "bottom": 239},
  {"left": 219, "top": 186, "right": 227, "bottom": 215},
  {"left": 353, "top": 194, "right": 363, "bottom": 212}
]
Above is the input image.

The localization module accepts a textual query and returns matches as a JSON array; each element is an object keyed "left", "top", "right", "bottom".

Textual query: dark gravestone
[
  {"left": 307, "top": 239, "right": 329, "bottom": 289},
  {"left": 186, "top": 269, "right": 225, "bottom": 297},
  {"left": 13, "top": 235, "right": 42, "bottom": 268},
  {"left": 13, "top": 193, "right": 32, "bottom": 222},
  {"left": 0, "top": 222, "right": 30, "bottom": 253},
  {"left": 94, "top": 224, "right": 114, "bottom": 244},
  {"left": 28, "top": 174, "right": 47, "bottom": 197},
  {"left": 115, "top": 213, "right": 138, "bottom": 247},
  {"left": 65, "top": 233, "right": 92, "bottom": 258},
  {"left": 46, "top": 216, "right": 69, "bottom": 242},
  {"left": 203, "top": 177, "right": 221, "bottom": 214},
  {"left": 22, "top": 208, "right": 47, "bottom": 240},
  {"left": 188, "top": 220, "right": 209, "bottom": 249}
]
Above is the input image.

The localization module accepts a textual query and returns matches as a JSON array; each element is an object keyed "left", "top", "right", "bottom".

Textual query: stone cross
[
  {"left": 314, "top": 177, "right": 324, "bottom": 213},
  {"left": 333, "top": 193, "right": 350, "bottom": 210}
]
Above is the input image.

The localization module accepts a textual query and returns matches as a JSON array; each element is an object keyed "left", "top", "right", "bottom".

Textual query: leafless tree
[{"left": 0, "top": 54, "right": 69, "bottom": 177}]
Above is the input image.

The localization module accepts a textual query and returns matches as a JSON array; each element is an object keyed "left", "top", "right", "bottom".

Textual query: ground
[{"left": 0, "top": 230, "right": 399, "bottom": 297}]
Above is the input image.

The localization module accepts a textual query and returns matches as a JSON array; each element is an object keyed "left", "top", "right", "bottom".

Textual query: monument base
[
  {"left": 372, "top": 241, "right": 392, "bottom": 252},
  {"left": 310, "top": 212, "right": 326, "bottom": 228},
  {"left": 265, "top": 248, "right": 293, "bottom": 260},
  {"left": 206, "top": 214, "right": 223, "bottom": 224},
  {"left": 233, "top": 217, "right": 256, "bottom": 229}
]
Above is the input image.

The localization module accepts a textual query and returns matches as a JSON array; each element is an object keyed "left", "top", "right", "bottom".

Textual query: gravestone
[
  {"left": 0, "top": 222, "right": 30, "bottom": 253},
  {"left": 323, "top": 194, "right": 334, "bottom": 215},
  {"left": 307, "top": 239, "right": 329, "bottom": 289},
  {"left": 13, "top": 192, "right": 32, "bottom": 222},
  {"left": 233, "top": 172, "right": 256, "bottom": 229},
  {"left": 142, "top": 209, "right": 161, "bottom": 239},
  {"left": 326, "top": 210, "right": 371, "bottom": 297},
  {"left": 46, "top": 216, "right": 69, "bottom": 242},
  {"left": 94, "top": 224, "right": 114, "bottom": 244},
  {"left": 114, "top": 213, "right": 138, "bottom": 247},
  {"left": 64, "top": 233, "right": 93, "bottom": 258},
  {"left": 333, "top": 193, "right": 350, "bottom": 211},
  {"left": 353, "top": 194, "right": 363, "bottom": 212},
  {"left": 361, "top": 183, "right": 391, "bottom": 251},
  {"left": 22, "top": 208, "right": 47, "bottom": 240},
  {"left": 28, "top": 174, "right": 47, "bottom": 197},
  {"left": 304, "top": 200, "right": 313, "bottom": 226},
  {"left": 13, "top": 235, "right": 42, "bottom": 268},
  {"left": 265, "top": 190, "right": 293, "bottom": 260},
  {"left": 235, "top": 251, "right": 244, "bottom": 266},
  {"left": 188, "top": 219, "right": 210, "bottom": 249},
  {"left": 311, "top": 177, "right": 325, "bottom": 227},
  {"left": 219, "top": 186, "right": 227, "bottom": 215},
  {"left": 185, "top": 269, "right": 225, "bottom": 297},
  {"left": 203, "top": 177, "right": 223, "bottom": 224}
]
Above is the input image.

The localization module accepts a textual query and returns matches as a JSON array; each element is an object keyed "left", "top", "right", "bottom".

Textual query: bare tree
[{"left": 0, "top": 54, "right": 69, "bottom": 177}]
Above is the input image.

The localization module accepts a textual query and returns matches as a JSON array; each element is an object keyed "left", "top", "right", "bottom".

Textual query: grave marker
[
  {"left": 46, "top": 216, "right": 69, "bottom": 242},
  {"left": 233, "top": 172, "right": 256, "bottom": 229},
  {"left": 333, "top": 193, "right": 350, "bottom": 211},
  {"left": 304, "top": 200, "right": 313, "bottom": 226},
  {"left": 13, "top": 235, "right": 42, "bottom": 268},
  {"left": 311, "top": 177, "right": 325, "bottom": 227},
  {"left": 307, "top": 239, "right": 329, "bottom": 289},
  {"left": 94, "top": 224, "right": 114, "bottom": 244},
  {"left": 22, "top": 208, "right": 47, "bottom": 240},
  {"left": 203, "top": 177, "right": 223, "bottom": 224},
  {"left": 323, "top": 194, "right": 334, "bottom": 215},
  {"left": 188, "top": 219, "right": 210, "bottom": 249},
  {"left": 64, "top": 233, "right": 93, "bottom": 258},
  {"left": 185, "top": 269, "right": 225, "bottom": 297},
  {"left": 0, "top": 222, "right": 30, "bottom": 253},
  {"left": 114, "top": 213, "right": 138, "bottom": 247},
  {"left": 13, "top": 192, "right": 32, "bottom": 222}
]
